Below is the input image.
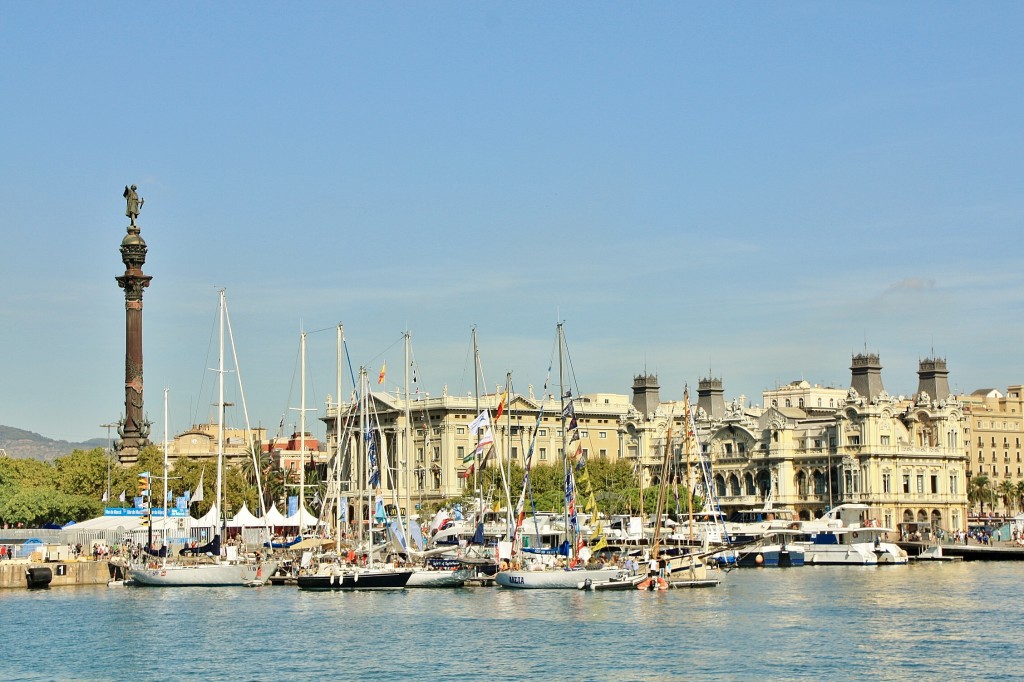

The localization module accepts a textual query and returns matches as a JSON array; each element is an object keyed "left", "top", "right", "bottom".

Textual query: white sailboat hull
[
  {"left": 130, "top": 560, "right": 278, "bottom": 587},
  {"left": 495, "top": 567, "right": 623, "bottom": 589},
  {"left": 405, "top": 567, "right": 473, "bottom": 588}
]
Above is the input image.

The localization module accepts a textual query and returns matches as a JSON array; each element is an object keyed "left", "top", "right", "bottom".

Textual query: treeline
[
  {"left": 0, "top": 446, "right": 265, "bottom": 527},
  {"left": 0, "top": 447, "right": 701, "bottom": 527}
]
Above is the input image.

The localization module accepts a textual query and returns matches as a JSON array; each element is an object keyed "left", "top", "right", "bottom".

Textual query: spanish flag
[
  {"left": 377, "top": 361, "right": 386, "bottom": 385},
  {"left": 495, "top": 389, "right": 508, "bottom": 420}
]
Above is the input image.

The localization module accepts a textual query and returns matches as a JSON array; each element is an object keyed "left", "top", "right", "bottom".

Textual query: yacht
[{"left": 795, "top": 504, "right": 907, "bottom": 565}]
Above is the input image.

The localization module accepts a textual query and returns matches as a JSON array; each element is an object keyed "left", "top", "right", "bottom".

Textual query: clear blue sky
[{"left": 2, "top": 3, "right": 1022, "bottom": 443}]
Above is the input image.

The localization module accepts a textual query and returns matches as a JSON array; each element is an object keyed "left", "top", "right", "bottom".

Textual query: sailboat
[
  {"left": 495, "top": 323, "right": 623, "bottom": 589},
  {"left": 297, "top": 363, "right": 413, "bottom": 591},
  {"left": 646, "top": 388, "right": 719, "bottom": 589},
  {"left": 130, "top": 290, "right": 278, "bottom": 587}
]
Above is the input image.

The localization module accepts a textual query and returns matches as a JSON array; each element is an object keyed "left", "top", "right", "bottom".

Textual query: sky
[{"left": 2, "top": 3, "right": 1023, "bottom": 444}]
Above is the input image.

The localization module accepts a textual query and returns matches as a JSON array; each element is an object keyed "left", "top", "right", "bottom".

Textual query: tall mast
[
  {"left": 404, "top": 330, "right": 412, "bottom": 527},
  {"left": 336, "top": 323, "right": 343, "bottom": 542},
  {"left": 162, "top": 387, "right": 169, "bottom": 561},
  {"left": 557, "top": 322, "right": 571, "bottom": 558},
  {"left": 216, "top": 289, "right": 225, "bottom": 552},
  {"left": 685, "top": 390, "right": 695, "bottom": 545},
  {"left": 650, "top": 407, "right": 674, "bottom": 562},
  {"left": 299, "top": 330, "right": 307, "bottom": 530},
  {"left": 358, "top": 367, "right": 368, "bottom": 546},
  {"left": 472, "top": 327, "right": 481, "bottom": 509}
]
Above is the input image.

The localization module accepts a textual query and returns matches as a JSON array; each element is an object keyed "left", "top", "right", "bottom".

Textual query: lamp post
[{"left": 101, "top": 422, "right": 118, "bottom": 504}]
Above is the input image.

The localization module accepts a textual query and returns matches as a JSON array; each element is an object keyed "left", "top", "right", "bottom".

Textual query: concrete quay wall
[{"left": 0, "top": 560, "right": 111, "bottom": 589}]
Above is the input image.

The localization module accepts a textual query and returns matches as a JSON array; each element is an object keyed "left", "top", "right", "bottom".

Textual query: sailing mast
[
  {"left": 358, "top": 367, "right": 368, "bottom": 547},
  {"left": 556, "top": 322, "right": 574, "bottom": 561},
  {"left": 472, "top": 327, "right": 482, "bottom": 524},
  {"left": 335, "top": 323, "right": 344, "bottom": 542},
  {"left": 215, "top": 288, "right": 226, "bottom": 558},
  {"left": 162, "top": 387, "right": 169, "bottom": 563},
  {"left": 404, "top": 330, "right": 412, "bottom": 531},
  {"left": 299, "top": 330, "right": 307, "bottom": 532},
  {"left": 649, "top": 407, "right": 675, "bottom": 568}
]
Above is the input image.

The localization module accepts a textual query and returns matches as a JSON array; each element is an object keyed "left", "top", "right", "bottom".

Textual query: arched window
[
  {"left": 728, "top": 474, "right": 741, "bottom": 497},
  {"left": 796, "top": 470, "right": 808, "bottom": 496},
  {"left": 714, "top": 474, "right": 726, "bottom": 497}
]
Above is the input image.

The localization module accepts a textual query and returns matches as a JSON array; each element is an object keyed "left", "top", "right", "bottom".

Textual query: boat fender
[
  {"left": 25, "top": 566, "right": 52, "bottom": 589},
  {"left": 852, "top": 532, "right": 859, "bottom": 539}
]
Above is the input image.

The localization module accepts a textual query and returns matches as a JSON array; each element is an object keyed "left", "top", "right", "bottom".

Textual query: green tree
[
  {"left": 54, "top": 447, "right": 109, "bottom": 498},
  {"left": 0, "top": 456, "right": 56, "bottom": 489},
  {"left": 997, "top": 479, "right": 1018, "bottom": 516},
  {"left": 0, "top": 487, "right": 102, "bottom": 526},
  {"left": 969, "top": 475, "right": 995, "bottom": 515}
]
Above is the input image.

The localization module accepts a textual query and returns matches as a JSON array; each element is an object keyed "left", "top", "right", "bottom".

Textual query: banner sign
[{"left": 104, "top": 507, "right": 189, "bottom": 518}]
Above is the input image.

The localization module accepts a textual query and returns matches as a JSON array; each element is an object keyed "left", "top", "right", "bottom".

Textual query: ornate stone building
[
  {"left": 316, "top": 356, "right": 971, "bottom": 531},
  {"left": 323, "top": 385, "right": 635, "bottom": 515},
  {"left": 697, "top": 354, "right": 969, "bottom": 531}
]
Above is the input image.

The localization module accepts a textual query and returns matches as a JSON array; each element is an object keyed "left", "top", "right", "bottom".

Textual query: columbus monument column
[{"left": 114, "top": 184, "right": 152, "bottom": 464}]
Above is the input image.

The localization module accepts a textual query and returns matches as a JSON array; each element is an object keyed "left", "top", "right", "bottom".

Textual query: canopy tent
[
  {"left": 193, "top": 504, "right": 220, "bottom": 528},
  {"left": 60, "top": 513, "right": 187, "bottom": 534},
  {"left": 284, "top": 506, "right": 321, "bottom": 528},
  {"left": 264, "top": 505, "right": 288, "bottom": 527},
  {"left": 227, "top": 504, "right": 263, "bottom": 528}
]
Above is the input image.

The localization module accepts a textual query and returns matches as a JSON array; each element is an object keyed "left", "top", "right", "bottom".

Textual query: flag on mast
[
  {"left": 377, "top": 361, "right": 387, "bottom": 385},
  {"left": 495, "top": 389, "right": 508, "bottom": 421},
  {"left": 468, "top": 410, "right": 490, "bottom": 434},
  {"left": 119, "top": 490, "right": 126, "bottom": 503},
  {"left": 101, "top": 490, "right": 109, "bottom": 503}
]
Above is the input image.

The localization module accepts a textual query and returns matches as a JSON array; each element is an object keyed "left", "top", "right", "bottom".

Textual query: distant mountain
[{"left": 0, "top": 426, "right": 106, "bottom": 462}]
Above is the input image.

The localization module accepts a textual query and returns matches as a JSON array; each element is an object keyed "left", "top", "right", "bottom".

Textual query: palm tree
[
  {"left": 997, "top": 479, "right": 1018, "bottom": 516},
  {"left": 969, "top": 475, "right": 994, "bottom": 516}
]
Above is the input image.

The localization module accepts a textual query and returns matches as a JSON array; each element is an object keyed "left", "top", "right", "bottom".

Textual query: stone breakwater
[{"left": 0, "top": 560, "right": 111, "bottom": 589}]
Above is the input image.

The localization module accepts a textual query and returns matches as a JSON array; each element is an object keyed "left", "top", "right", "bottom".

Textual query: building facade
[
  {"left": 961, "top": 385, "right": 1024, "bottom": 514},
  {"left": 695, "top": 355, "right": 969, "bottom": 532},
  {"left": 323, "top": 385, "right": 638, "bottom": 516},
  {"left": 317, "top": 355, "right": 971, "bottom": 531},
  {"left": 168, "top": 423, "right": 267, "bottom": 464}
]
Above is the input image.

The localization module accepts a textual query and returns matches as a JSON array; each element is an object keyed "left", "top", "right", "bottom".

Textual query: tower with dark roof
[{"left": 850, "top": 352, "right": 885, "bottom": 401}]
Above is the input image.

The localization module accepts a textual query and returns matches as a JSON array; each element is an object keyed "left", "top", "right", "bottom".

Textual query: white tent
[
  {"left": 264, "top": 505, "right": 288, "bottom": 527},
  {"left": 227, "top": 504, "right": 263, "bottom": 528},
  {"left": 284, "top": 506, "right": 321, "bottom": 528},
  {"left": 194, "top": 504, "right": 220, "bottom": 528}
]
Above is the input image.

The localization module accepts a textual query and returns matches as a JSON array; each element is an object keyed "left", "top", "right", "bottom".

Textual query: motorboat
[{"left": 795, "top": 504, "right": 907, "bottom": 565}]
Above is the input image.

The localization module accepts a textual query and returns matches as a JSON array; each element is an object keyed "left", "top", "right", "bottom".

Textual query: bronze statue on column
[{"left": 115, "top": 184, "right": 153, "bottom": 464}]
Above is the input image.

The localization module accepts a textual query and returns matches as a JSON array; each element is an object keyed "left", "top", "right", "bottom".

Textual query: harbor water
[{"left": 2, "top": 562, "right": 1022, "bottom": 681}]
